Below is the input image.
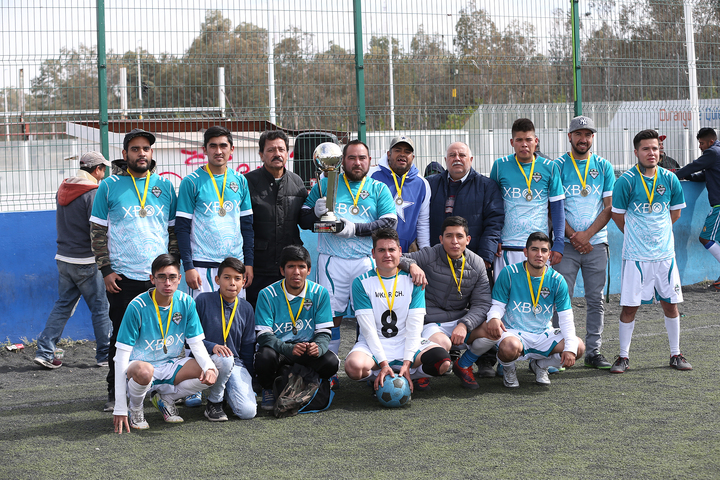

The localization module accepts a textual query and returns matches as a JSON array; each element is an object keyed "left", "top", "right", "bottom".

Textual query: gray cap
[
  {"left": 569, "top": 116, "right": 597, "bottom": 134},
  {"left": 79, "top": 151, "right": 111, "bottom": 168},
  {"left": 389, "top": 135, "right": 415, "bottom": 152},
  {"left": 123, "top": 128, "right": 156, "bottom": 151}
]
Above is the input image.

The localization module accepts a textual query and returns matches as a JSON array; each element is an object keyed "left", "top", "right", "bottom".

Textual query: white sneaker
[
  {"left": 128, "top": 406, "right": 149, "bottom": 430},
  {"left": 502, "top": 363, "right": 519, "bottom": 388},
  {"left": 529, "top": 359, "right": 551, "bottom": 385},
  {"left": 151, "top": 393, "right": 184, "bottom": 423}
]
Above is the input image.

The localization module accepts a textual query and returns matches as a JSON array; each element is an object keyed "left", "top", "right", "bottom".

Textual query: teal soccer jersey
[
  {"left": 612, "top": 166, "right": 685, "bottom": 262},
  {"left": 304, "top": 174, "right": 396, "bottom": 258},
  {"left": 116, "top": 289, "right": 204, "bottom": 367},
  {"left": 176, "top": 166, "right": 253, "bottom": 263},
  {"left": 255, "top": 280, "right": 334, "bottom": 343},
  {"left": 492, "top": 262, "right": 572, "bottom": 334},
  {"left": 555, "top": 153, "right": 615, "bottom": 245},
  {"left": 491, "top": 155, "right": 565, "bottom": 247},
  {"left": 90, "top": 173, "right": 177, "bottom": 280}
]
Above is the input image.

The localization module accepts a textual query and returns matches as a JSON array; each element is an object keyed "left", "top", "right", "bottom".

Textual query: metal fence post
[
  {"left": 96, "top": 0, "right": 109, "bottom": 162},
  {"left": 571, "top": 0, "right": 582, "bottom": 117},
  {"left": 353, "top": 0, "right": 366, "bottom": 143}
]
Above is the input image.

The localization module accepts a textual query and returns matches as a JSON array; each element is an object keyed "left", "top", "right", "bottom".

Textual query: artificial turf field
[{"left": 1, "top": 284, "right": 719, "bottom": 480}]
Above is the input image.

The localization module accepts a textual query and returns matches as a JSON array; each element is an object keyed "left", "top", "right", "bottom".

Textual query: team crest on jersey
[
  {"left": 172, "top": 312, "right": 183, "bottom": 325},
  {"left": 655, "top": 184, "right": 666, "bottom": 196},
  {"left": 303, "top": 299, "right": 313, "bottom": 311},
  {"left": 532, "top": 172, "right": 542, "bottom": 182},
  {"left": 359, "top": 190, "right": 370, "bottom": 200},
  {"left": 152, "top": 186, "right": 162, "bottom": 198},
  {"left": 229, "top": 182, "right": 239, "bottom": 193},
  {"left": 589, "top": 169, "right": 599, "bottom": 179},
  {"left": 540, "top": 286, "right": 550, "bottom": 299}
]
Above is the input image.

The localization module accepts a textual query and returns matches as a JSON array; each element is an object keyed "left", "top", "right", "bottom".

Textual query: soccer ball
[{"left": 376, "top": 376, "right": 411, "bottom": 408}]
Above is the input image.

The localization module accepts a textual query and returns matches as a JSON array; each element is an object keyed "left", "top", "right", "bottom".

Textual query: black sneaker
[
  {"left": 584, "top": 353, "right": 612, "bottom": 369},
  {"left": 204, "top": 400, "right": 228, "bottom": 422},
  {"left": 475, "top": 354, "right": 497, "bottom": 378},
  {"left": 669, "top": 354, "right": 692, "bottom": 371},
  {"left": 610, "top": 356, "right": 629, "bottom": 374}
]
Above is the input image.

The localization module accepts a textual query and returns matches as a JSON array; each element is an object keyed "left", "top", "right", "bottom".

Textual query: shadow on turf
[{"left": 0, "top": 362, "right": 102, "bottom": 375}]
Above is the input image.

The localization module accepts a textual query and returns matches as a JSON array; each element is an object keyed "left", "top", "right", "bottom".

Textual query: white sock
[
  {"left": 127, "top": 378, "right": 151, "bottom": 409},
  {"left": 536, "top": 353, "right": 562, "bottom": 369},
  {"left": 499, "top": 360, "right": 515, "bottom": 369},
  {"left": 619, "top": 320, "right": 635, "bottom": 358},
  {"left": 468, "top": 337, "right": 496, "bottom": 356},
  {"left": 706, "top": 241, "right": 720, "bottom": 264},
  {"left": 170, "top": 378, "right": 206, "bottom": 401},
  {"left": 664, "top": 316, "right": 681, "bottom": 356}
]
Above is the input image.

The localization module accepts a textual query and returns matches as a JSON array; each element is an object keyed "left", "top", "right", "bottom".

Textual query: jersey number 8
[{"left": 381, "top": 310, "right": 398, "bottom": 338}]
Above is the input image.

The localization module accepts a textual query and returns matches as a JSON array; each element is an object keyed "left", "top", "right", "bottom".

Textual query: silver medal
[
  {"left": 395, "top": 197, "right": 404, "bottom": 206},
  {"left": 350, "top": 205, "right": 360, "bottom": 215},
  {"left": 163, "top": 344, "right": 167, "bottom": 354},
  {"left": 525, "top": 192, "right": 533, "bottom": 201},
  {"left": 580, "top": 187, "right": 589, "bottom": 197},
  {"left": 292, "top": 326, "right": 298, "bottom": 335},
  {"left": 218, "top": 207, "right": 227, "bottom": 217},
  {"left": 534, "top": 305, "right": 542, "bottom": 315},
  {"left": 139, "top": 208, "right": 148, "bottom": 218}
]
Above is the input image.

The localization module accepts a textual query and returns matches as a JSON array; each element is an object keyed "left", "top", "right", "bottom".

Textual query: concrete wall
[{"left": 0, "top": 181, "right": 714, "bottom": 342}]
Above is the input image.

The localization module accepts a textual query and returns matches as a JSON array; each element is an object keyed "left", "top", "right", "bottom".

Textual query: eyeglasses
[
  {"left": 154, "top": 274, "right": 179, "bottom": 282},
  {"left": 129, "top": 146, "right": 151, "bottom": 153}
]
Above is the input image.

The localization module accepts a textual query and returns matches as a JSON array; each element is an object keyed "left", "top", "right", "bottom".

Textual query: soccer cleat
[
  {"left": 529, "top": 359, "right": 551, "bottom": 385},
  {"left": 184, "top": 391, "right": 203, "bottom": 407},
  {"left": 610, "top": 356, "right": 630, "bottom": 374},
  {"left": 128, "top": 406, "right": 149, "bottom": 430},
  {"left": 502, "top": 364, "right": 519, "bottom": 388},
  {"left": 103, "top": 400, "right": 115, "bottom": 413},
  {"left": 261, "top": 389, "right": 275, "bottom": 411},
  {"left": 152, "top": 393, "right": 184, "bottom": 423},
  {"left": 584, "top": 353, "right": 612, "bottom": 369},
  {"left": 475, "top": 356, "right": 497, "bottom": 378},
  {"left": 413, "top": 377, "right": 431, "bottom": 392},
  {"left": 669, "top": 354, "right": 693, "bottom": 371},
  {"left": 329, "top": 374, "right": 340, "bottom": 391},
  {"left": 34, "top": 357, "right": 62, "bottom": 369},
  {"left": 548, "top": 366, "right": 565, "bottom": 374},
  {"left": 452, "top": 360, "right": 479, "bottom": 389},
  {"left": 204, "top": 401, "right": 228, "bottom": 422}
]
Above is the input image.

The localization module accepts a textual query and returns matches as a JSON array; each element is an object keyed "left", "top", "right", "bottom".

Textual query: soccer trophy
[{"left": 312, "top": 142, "right": 344, "bottom": 233}]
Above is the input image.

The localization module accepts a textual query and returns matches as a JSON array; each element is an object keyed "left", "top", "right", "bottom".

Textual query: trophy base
[{"left": 314, "top": 220, "right": 343, "bottom": 233}]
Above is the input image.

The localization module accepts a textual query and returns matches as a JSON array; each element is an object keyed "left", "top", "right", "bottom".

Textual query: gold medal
[
  {"left": 525, "top": 262, "right": 546, "bottom": 317},
  {"left": 218, "top": 207, "right": 226, "bottom": 217},
  {"left": 580, "top": 187, "right": 589, "bottom": 197},
  {"left": 163, "top": 345, "right": 168, "bottom": 354},
  {"left": 152, "top": 289, "right": 174, "bottom": 356},
  {"left": 292, "top": 326, "right": 298, "bottom": 335},
  {"left": 220, "top": 293, "right": 238, "bottom": 346},
  {"left": 395, "top": 197, "right": 404, "bottom": 206},
  {"left": 447, "top": 253, "right": 465, "bottom": 300},
  {"left": 139, "top": 208, "right": 148, "bottom": 218},
  {"left": 282, "top": 280, "right": 306, "bottom": 337},
  {"left": 130, "top": 173, "right": 150, "bottom": 218},
  {"left": 343, "top": 174, "right": 367, "bottom": 217},
  {"left": 570, "top": 151, "right": 592, "bottom": 198},
  {"left": 515, "top": 155, "right": 536, "bottom": 203},
  {"left": 525, "top": 192, "right": 533, "bottom": 201},
  {"left": 350, "top": 206, "right": 360, "bottom": 215},
  {"left": 391, "top": 171, "right": 408, "bottom": 208},
  {"left": 206, "top": 165, "right": 229, "bottom": 218},
  {"left": 636, "top": 165, "right": 658, "bottom": 212}
]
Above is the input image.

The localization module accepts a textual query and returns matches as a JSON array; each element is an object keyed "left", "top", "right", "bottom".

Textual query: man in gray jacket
[{"left": 400, "top": 216, "right": 493, "bottom": 389}]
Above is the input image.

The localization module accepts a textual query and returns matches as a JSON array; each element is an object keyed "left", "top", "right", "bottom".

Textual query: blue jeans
[
  {"left": 208, "top": 354, "right": 257, "bottom": 419},
  {"left": 36, "top": 260, "right": 111, "bottom": 363}
]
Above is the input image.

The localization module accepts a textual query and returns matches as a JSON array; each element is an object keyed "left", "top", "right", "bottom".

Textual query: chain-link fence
[{"left": 1, "top": 0, "right": 718, "bottom": 211}]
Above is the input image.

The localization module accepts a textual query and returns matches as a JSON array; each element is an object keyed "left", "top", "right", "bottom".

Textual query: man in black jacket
[{"left": 245, "top": 130, "right": 314, "bottom": 307}]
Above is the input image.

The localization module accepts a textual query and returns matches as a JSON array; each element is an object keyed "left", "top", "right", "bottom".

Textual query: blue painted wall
[{"left": 0, "top": 181, "right": 714, "bottom": 342}]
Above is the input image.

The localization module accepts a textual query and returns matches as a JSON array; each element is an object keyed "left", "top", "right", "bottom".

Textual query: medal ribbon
[
  {"left": 282, "top": 280, "right": 306, "bottom": 333},
  {"left": 205, "top": 165, "right": 228, "bottom": 211},
  {"left": 220, "top": 293, "right": 238, "bottom": 345},
  {"left": 514, "top": 155, "right": 536, "bottom": 198},
  {"left": 152, "top": 289, "right": 174, "bottom": 352},
  {"left": 525, "top": 262, "right": 546, "bottom": 314},
  {"left": 569, "top": 151, "right": 591, "bottom": 191},
  {"left": 376, "top": 269, "right": 399, "bottom": 312},
  {"left": 447, "top": 254, "right": 465, "bottom": 297},
  {"left": 343, "top": 174, "right": 367, "bottom": 212},
  {"left": 636, "top": 165, "right": 658, "bottom": 206},
  {"left": 130, "top": 173, "right": 150, "bottom": 211},
  {"left": 391, "top": 171, "right": 408, "bottom": 202}
]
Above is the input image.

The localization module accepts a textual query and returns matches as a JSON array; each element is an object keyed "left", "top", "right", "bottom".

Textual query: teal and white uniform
[
  {"left": 90, "top": 173, "right": 177, "bottom": 281},
  {"left": 176, "top": 166, "right": 252, "bottom": 263},
  {"left": 555, "top": 153, "right": 615, "bottom": 245},
  {"left": 490, "top": 155, "right": 565, "bottom": 248},
  {"left": 255, "top": 280, "right": 334, "bottom": 342},
  {"left": 611, "top": 166, "right": 685, "bottom": 262}
]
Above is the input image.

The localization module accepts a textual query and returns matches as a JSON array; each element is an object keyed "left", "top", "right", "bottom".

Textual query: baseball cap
[
  {"left": 568, "top": 116, "right": 597, "bottom": 134},
  {"left": 658, "top": 135, "right": 667, "bottom": 142},
  {"left": 79, "top": 151, "right": 111, "bottom": 168},
  {"left": 123, "top": 128, "right": 156, "bottom": 151},
  {"left": 389, "top": 135, "right": 415, "bottom": 152}
]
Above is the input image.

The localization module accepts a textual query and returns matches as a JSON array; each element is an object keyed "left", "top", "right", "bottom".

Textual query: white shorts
[
  {"left": 492, "top": 250, "right": 526, "bottom": 281},
  {"left": 499, "top": 328, "right": 563, "bottom": 357},
  {"left": 620, "top": 258, "right": 683, "bottom": 306},
  {"left": 127, "top": 356, "right": 193, "bottom": 395},
  {"left": 348, "top": 336, "right": 439, "bottom": 369},
  {"left": 318, "top": 253, "right": 374, "bottom": 316},
  {"left": 422, "top": 320, "right": 458, "bottom": 339},
  {"left": 187, "top": 266, "right": 246, "bottom": 300}
]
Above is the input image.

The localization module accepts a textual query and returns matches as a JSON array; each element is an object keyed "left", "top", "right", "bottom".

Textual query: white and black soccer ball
[{"left": 376, "top": 376, "right": 411, "bottom": 408}]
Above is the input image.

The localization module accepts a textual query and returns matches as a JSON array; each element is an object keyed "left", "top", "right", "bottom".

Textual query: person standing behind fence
[
  {"left": 176, "top": 126, "right": 254, "bottom": 299},
  {"left": 34, "top": 152, "right": 113, "bottom": 370},
  {"left": 674, "top": 127, "right": 720, "bottom": 290},
  {"left": 369, "top": 135, "right": 431, "bottom": 252},
  {"left": 552, "top": 116, "right": 615, "bottom": 369},
  {"left": 90, "top": 128, "right": 178, "bottom": 412},
  {"left": 245, "top": 130, "right": 313, "bottom": 307},
  {"left": 658, "top": 135, "right": 680, "bottom": 172}
]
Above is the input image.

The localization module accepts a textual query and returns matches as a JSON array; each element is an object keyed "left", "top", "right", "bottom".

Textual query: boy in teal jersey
[
  {"left": 254, "top": 245, "right": 338, "bottom": 411},
  {"left": 113, "top": 254, "right": 218, "bottom": 433},
  {"left": 610, "top": 129, "right": 691, "bottom": 374},
  {"left": 471, "top": 232, "right": 585, "bottom": 388}
]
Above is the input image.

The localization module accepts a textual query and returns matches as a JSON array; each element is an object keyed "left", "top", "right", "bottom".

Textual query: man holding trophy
[{"left": 302, "top": 140, "right": 397, "bottom": 387}]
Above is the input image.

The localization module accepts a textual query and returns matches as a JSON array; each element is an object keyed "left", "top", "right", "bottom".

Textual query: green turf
[{"left": 2, "top": 298, "right": 720, "bottom": 479}]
